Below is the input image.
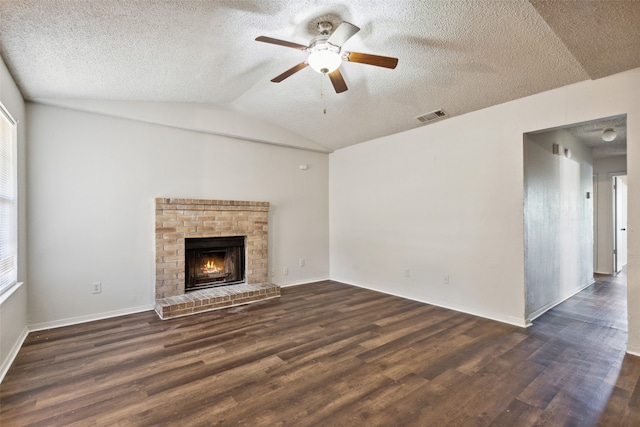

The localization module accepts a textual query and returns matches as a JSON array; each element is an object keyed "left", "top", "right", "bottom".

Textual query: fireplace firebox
[{"left": 185, "top": 236, "right": 245, "bottom": 291}]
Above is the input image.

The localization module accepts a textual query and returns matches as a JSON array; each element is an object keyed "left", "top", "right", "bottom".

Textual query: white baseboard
[
  {"left": 526, "top": 278, "right": 595, "bottom": 323},
  {"left": 331, "top": 277, "right": 529, "bottom": 328},
  {"left": 28, "top": 304, "right": 155, "bottom": 332},
  {"left": 626, "top": 346, "right": 640, "bottom": 358},
  {"left": 0, "top": 326, "right": 28, "bottom": 383},
  {"left": 278, "top": 276, "right": 330, "bottom": 288}
]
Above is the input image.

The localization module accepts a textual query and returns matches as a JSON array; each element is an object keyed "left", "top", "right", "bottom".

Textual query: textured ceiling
[
  {"left": 530, "top": 115, "right": 627, "bottom": 159},
  {"left": 567, "top": 116, "right": 627, "bottom": 159},
  {"left": 0, "top": 0, "right": 639, "bottom": 152},
  {"left": 529, "top": 0, "right": 640, "bottom": 79}
]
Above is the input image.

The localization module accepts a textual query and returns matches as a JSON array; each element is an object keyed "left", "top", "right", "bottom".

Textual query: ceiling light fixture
[
  {"left": 602, "top": 128, "right": 617, "bottom": 142},
  {"left": 307, "top": 42, "right": 342, "bottom": 74},
  {"left": 306, "top": 22, "right": 342, "bottom": 75}
]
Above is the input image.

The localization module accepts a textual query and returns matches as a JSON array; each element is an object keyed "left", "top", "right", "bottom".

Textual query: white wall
[
  {"left": 330, "top": 105, "right": 527, "bottom": 326},
  {"left": 330, "top": 67, "right": 640, "bottom": 352},
  {"left": 0, "top": 56, "right": 28, "bottom": 381},
  {"left": 593, "top": 155, "right": 627, "bottom": 274},
  {"left": 26, "top": 104, "right": 330, "bottom": 328},
  {"left": 524, "top": 130, "right": 593, "bottom": 320},
  {"left": 35, "top": 99, "right": 332, "bottom": 153}
]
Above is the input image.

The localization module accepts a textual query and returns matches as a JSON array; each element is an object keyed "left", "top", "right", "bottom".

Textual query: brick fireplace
[{"left": 154, "top": 198, "right": 280, "bottom": 319}]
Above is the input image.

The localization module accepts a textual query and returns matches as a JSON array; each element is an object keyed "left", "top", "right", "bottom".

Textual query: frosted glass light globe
[
  {"left": 602, "top": 128, "right": 617, "bottom": 142},
  {"left": 308, "top": 50, "right": 342, "bottom": 74}
]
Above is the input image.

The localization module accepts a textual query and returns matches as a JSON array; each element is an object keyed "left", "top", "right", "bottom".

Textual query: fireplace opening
[{"left": 185, "top": 236, "right": 245, "bottom": 291}]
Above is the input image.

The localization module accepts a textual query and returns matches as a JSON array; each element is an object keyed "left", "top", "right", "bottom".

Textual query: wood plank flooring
[{"left": 1, "top": 272, "right": 638, "bottom": 426}]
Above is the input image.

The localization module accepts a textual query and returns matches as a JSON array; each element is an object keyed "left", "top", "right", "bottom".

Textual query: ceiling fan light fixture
[
  {"left": 602, "top": 128, "right": 617, "bottom": 142},
  {"left": 256, "top": 20, "right": 396, "bottom": 93},
  {"left": 307, "top": 49, "right": 342, "bottom": 74}
]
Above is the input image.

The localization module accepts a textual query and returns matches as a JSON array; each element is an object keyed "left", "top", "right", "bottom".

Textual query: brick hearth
[
  {"left": 154, "top": 198, "right": 280, "bottom": 319},
  {"left": 155, "top": 282, "right": 280, "bottom": 319}
]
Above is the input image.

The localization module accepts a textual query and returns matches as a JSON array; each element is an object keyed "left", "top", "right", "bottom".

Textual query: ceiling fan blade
[
  {"left": 255, "top": 36, "right": 308, "bottom": 50},
  {"left": 328, "top": 68, "right": 348, "bottom": 93},
  {"left": 345, "top": 51, "right": 398, "bottom": 69},
  {"left": 271, "top": 62, "right": 308, "bottom": 83},
  {"left": 327, "top": 22, "right": 360, "bottom": 46}
]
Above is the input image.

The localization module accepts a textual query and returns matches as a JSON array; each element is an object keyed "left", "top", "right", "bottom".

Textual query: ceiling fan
[{"left": 255, "top": 21, "right": 398, "bottom": 93}]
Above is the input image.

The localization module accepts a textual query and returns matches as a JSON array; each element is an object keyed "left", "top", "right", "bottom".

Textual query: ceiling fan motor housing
[{"left": 317, "top": 21, "right": 333, "bottom": 35}]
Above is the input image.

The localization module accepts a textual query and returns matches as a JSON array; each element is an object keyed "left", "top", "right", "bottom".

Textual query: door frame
[{"left": 610, "top": 172, "right": 628, "bottom": 273}]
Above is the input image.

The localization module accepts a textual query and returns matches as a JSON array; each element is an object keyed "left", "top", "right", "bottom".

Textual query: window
[{"left": 0, "top": 102, "right": 17, "bottom": 296}]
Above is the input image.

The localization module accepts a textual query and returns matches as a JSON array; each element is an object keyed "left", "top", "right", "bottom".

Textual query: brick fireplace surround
[{"left": 154, "top": 198, "right": 280, "bottom": 319}]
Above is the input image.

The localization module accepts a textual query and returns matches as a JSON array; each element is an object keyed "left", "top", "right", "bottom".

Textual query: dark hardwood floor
[{"left": 1, "top": 272, "right": 638, "bottom": 426}]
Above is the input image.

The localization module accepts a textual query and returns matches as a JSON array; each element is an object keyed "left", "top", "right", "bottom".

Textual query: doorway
[
  {"left": 614, "top": 175, "right": 628, "bottom": 273},
  {"left": 524, "top": 114, "right": 627, "bottom": 323}
]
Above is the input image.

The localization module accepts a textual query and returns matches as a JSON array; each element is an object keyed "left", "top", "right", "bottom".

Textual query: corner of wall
[{"left": 0, "top": 325, "right": 28, "bottom": 383}]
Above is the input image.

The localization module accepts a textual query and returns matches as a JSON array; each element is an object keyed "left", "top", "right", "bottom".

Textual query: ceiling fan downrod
[{"left": 317, "top": 21, "right": 333, "bottom": 36}]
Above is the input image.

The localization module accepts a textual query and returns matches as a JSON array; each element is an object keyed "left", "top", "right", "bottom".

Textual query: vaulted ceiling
[{"left": 1, "top": 0, "right": 639, "bottom": 152}]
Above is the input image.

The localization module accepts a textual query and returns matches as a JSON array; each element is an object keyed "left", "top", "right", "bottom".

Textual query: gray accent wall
[{"left": 524, "top": 130, "right": 594, "bottom": 321}]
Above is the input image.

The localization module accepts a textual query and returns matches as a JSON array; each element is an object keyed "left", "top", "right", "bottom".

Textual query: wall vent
[{"left": 415, "top": 109, "right": 448, "bottom": 125}]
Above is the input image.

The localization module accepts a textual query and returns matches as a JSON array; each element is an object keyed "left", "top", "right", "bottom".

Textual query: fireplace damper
[{"left": 185, "top": 236, "right": 245, "bottom": 291}]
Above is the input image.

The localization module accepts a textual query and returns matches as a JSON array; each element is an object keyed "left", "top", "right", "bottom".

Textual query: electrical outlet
[
  {"left": 299, "top": 258, "right": 305, "bottom": 267},
  {"left": 404, "top": 269, "right": 410, "bottom": 278},
  {"left": 92, "top": 281, "right": 102, "bottom": 294},
  {"left": 283, "top": 267, "right": 289, "bottom": 276},
  {"left": 443, "top": 275, "right": 450, "bottom": 285}
]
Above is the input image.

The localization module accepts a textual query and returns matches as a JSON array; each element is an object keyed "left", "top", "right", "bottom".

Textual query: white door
[{"left": 614, "top": 175, "right": 628, "bottom": 273}]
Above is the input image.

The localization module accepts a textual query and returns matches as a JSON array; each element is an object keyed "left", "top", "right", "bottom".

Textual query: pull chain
[{"left": 320, "top": 74, "right": 327, "bottom": 115}]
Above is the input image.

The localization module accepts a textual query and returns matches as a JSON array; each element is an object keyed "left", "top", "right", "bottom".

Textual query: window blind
[{"left": 0, "top": 102, "right": 17, "bottom": 296}]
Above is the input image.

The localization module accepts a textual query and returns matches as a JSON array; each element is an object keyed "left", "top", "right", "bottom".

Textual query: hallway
[
  {"left": 546, "top": 269, "right": 627, "bottom": 332},
  {"left": 528, "top": 268, "right": 638, "bottom": 425}
]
